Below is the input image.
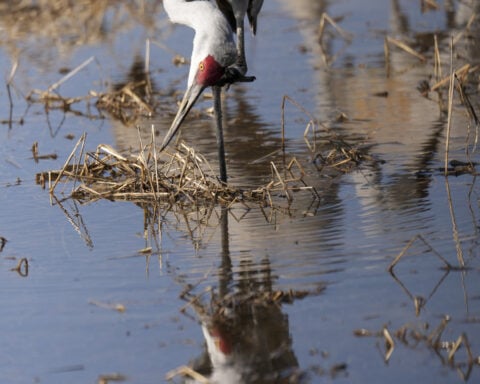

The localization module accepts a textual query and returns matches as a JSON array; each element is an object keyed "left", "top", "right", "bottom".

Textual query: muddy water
[{"left": 1, "top": 1, "right": 480, "bottom": 383}]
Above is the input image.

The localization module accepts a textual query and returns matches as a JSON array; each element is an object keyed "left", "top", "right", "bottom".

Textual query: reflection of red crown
[{"left": 209, "top": 327, "right": 233, "bottom": 355}]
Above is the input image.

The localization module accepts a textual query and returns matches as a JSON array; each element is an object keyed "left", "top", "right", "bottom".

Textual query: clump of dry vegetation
[
  {"left": 23, "top": 55, "right": 157, "bottom": 125},
  {"left": 33, "top": 90, "right": 377, "bottom": 210},
  {"left": 36, "top": 132, "right": 323, "bottom": 208},
  {"left": 95, "top": 80, "right": 154, "bottom": 125},
  {"left": 34, "top": 88, "right": 380, "bottom": 209}
]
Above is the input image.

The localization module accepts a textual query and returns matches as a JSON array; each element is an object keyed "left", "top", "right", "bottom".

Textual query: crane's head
[
  {"left": 159, "top": 55, "right": 226, "bottom": 151},
  {"left": 195, "top": 55, "right": 225, "bottom": 87}
]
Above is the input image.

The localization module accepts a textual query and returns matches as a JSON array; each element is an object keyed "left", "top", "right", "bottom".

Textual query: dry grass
[
  {"left": 36, "top": 131, "right": 325, "bottom": 208},
  {"left": 95, "top": 80, "right": 154, "bottom": 125},
  {"left": 24, "top": 55, "right": 156, "bottom": 125},
  {"left": 34, "top": 93, "right": 379, "bottom": 211}
]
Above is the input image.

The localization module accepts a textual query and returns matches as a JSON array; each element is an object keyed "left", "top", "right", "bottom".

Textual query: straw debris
[
  {"left": 26, "top": 63, "right": 156, "bottom": 125},
  {"left": 36, "top": 133, "right": 318, "bottom": 208},
  {"left": 95, "top": 80, "right": 155, "bottom": 125}
]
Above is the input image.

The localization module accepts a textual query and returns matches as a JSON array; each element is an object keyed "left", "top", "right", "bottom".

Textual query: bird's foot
[
  {"left": 218, "top": 64, "right": 256, "bottom": 88},
  {"left": 233, "top": 57, "right": 248, "bottom": 77}
]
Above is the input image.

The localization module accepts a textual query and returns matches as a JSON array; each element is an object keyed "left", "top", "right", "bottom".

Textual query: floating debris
[
  {"left": 11, "top": 258, "right": 28, "bottom": 277},
  {"left": 31, "top": 142, "right": 57, "bottom": 163},
  {"left": 89, "top": 300, "right": 126, "bottom": 313},
  {"left": 0, "top": 236, "right": 6, "bottom": 252},
  {"left": 97, "top": 373, "right": 127, "bottom": 384}
]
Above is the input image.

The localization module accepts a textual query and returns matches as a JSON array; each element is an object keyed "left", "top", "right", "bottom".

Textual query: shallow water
[{"left": 1, "top": 1, "right": 480, "bottom": 383}]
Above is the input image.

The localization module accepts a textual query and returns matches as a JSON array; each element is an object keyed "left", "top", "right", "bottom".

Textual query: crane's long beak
[{"left": 159, "top": 82, "right": 206, "bottom": 151}]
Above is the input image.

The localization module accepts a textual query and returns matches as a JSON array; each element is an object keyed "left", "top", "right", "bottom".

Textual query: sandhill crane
[{"left": 160, "top": 0, "right": 256, "bottom": 182}]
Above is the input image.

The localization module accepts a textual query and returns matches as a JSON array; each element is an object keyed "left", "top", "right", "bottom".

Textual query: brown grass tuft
[{"left": 36, "top": 132, "right": 322, "bottom": 208}]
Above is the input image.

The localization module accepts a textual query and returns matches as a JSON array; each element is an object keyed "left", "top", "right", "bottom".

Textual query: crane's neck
[{"left": 163, "top": 0, "right": 236, "bottom": 86}]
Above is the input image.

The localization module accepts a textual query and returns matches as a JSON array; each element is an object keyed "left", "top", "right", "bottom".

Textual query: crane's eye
[{"left": 199, "top": 61, "right": 205, "bottom": 71}]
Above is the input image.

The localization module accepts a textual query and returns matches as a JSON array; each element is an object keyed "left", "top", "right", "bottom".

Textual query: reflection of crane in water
[
  {"left": 160, "top": 0, "right": 261, "bottom": 182},
  {"left": 175, "top": 209, "right": 303, "bottom": 384}
]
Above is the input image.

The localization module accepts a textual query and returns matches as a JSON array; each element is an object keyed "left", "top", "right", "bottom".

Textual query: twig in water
[
  {"left": 11, "top": 258, "right": 28, "bottom": 277},
  {"left": 388, "top": 234, "right": 453, "bottom": 273},
  {"left": 318, "top": 13, "right": 352, "bottom": 66},
  {"left": 444, "top": 178, "right": 465, "bottom": 268},
  {"left": 431, "top": 64, "right": 472, "bottom": 91},
  {"left": 434, "top": 34, "right": 442, "bottom": 81},
  {"left": 385, "top": 36, "right": 426, "bottom": 62},
  {"left": 445, "top": 36, "right": 455, "bottom": 176},
  {"left": 383, "top": 327, "right": 395, "bottom": 362},
  {"left": 454, "top": 74, "right": 479, "bottom": 156},
  {"left": 89, "top": 300, "right": 126, "bottom": 313},
  {"left": 145, "top": 38, "right": 150, "bottom": 74},
  {"left": 47, "top": 56, "right": 95, "bottom": 93},
  {"left": 318, "top": 13, "right": 352, "bottom": 42},
  {"left": 281, "top": 95, "right": 320, "bottom": 152},
  {"left": 448, "top": 333, "right": 473, "bottom": 366},
  {"left": 5, "top": 58, "right": 19, "bottom": 130},
  {"left": 50, "top": 132, "right": 87, "bottom": 193}
]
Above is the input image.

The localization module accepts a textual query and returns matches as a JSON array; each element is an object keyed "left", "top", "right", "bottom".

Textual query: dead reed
[
  {"left": 317, "top": 12, "right": 353, "bottom": 67},
  {"left": 95, "top": 80, "right": 154, "bottom": 125}
]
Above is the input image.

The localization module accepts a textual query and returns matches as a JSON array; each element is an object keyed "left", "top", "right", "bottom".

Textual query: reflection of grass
[
  {"left": 2, "top": 1, "right": 164, "bottom": 128},
  {"left": 24, "top": 56, "right": 156, "bottom": 125},
  {"left": 0, "top": 1, "right": 160, "bottom": 59},
  {"left": 355, "top": 316, "right": 478, "bottom": 380}
]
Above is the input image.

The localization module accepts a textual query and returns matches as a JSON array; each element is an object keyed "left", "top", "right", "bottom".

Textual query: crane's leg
[
  {"left": 235, "top": 17, "right": 247, "bottom": 75},
  {"left": 213, "top": 86, "right": 227, "bottom": 183}
]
